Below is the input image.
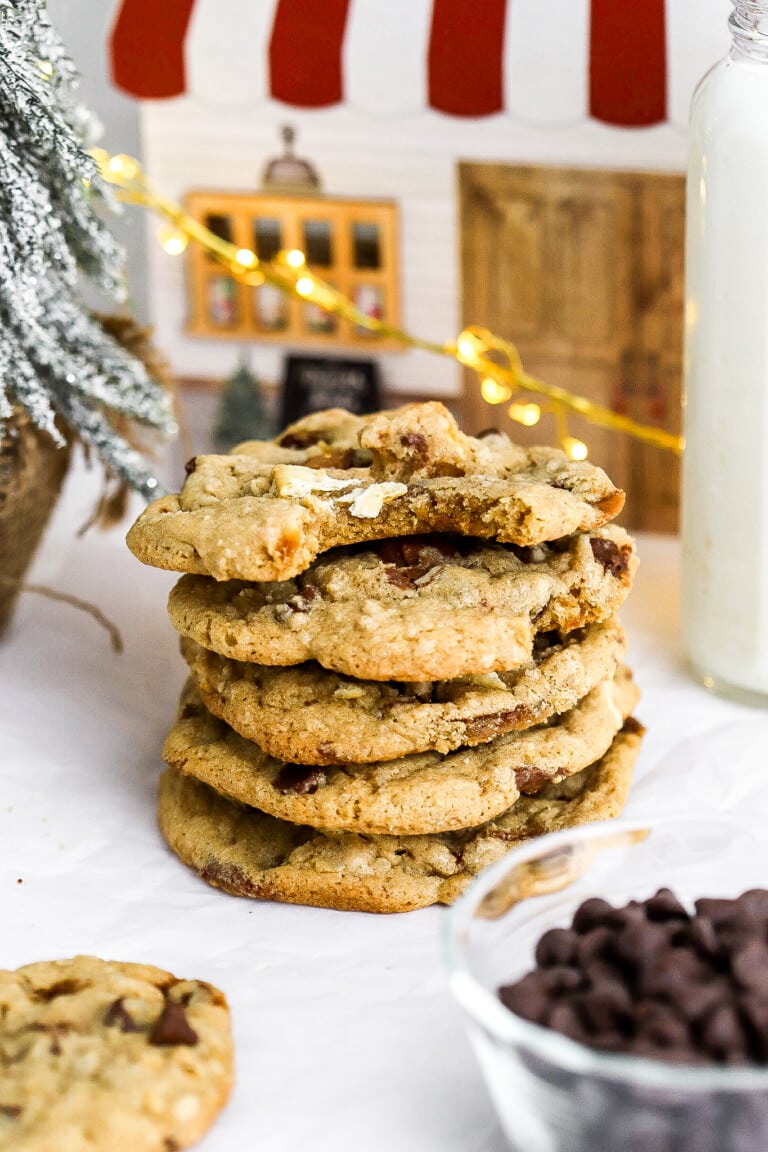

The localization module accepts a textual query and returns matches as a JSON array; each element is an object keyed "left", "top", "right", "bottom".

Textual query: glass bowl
[{"left": 445, "top": 817, "right": 768, "bottom": 1152}]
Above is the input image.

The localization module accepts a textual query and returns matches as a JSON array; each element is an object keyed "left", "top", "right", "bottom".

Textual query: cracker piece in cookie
[
  {"left": 126, "top": 403, "right": 625, "bottom": 581},
  {"left": 0, "top": 956, "right": 232, "bottom": 1152},
  {"left": 181, "top": 624, "right": 633, "bottom": 765},
  {"left": 157, "top": 720, "right": 644, "bottom": 914},
  {"left": 167, "top": 525, "right": 636, "bottom": 681}
]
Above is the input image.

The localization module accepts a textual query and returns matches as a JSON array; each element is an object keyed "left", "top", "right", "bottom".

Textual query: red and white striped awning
[{"left": 110, "top": 0, "right": 730, "bottom": 128}]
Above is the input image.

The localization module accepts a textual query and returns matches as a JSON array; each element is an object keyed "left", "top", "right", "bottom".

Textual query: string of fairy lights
[{"left": 93, "top": 150, "right": 683, "bottom": 460}]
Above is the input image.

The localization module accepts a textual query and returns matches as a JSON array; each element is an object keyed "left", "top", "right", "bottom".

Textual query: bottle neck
[{"left": 730, "top": 1, "right": 768, "bottom": 59}]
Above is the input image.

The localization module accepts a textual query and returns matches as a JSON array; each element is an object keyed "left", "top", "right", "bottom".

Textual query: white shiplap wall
[{"left": 141, "top": 99, "right": 691, "bottom": 398}]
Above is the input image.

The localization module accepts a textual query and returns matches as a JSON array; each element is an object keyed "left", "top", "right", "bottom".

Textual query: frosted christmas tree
[
  {"left": 0, "top": 0, "right": 175, "bottom": 497},
  {"left": 213, "top": 360, "right": 273, "bottom": 451}
]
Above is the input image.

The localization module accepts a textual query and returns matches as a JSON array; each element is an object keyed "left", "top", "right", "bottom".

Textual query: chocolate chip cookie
[
  {"left": 180, "top": 623, "right": 630, "bottom": 765},
  {"left": 126, "top": 403, "right": 625, "bottom": 582},
  {"left": 167, "top": 525, "right": 635, "bottom": 681},
  {"left": 0, "top": 956, "right": 233, "bottom": 1152},
  {"left": 157, "top": 720, "right": 644, "bottom": 914},
  {"left": 164, "top": 660, "right": 637, "bottom": 834}
]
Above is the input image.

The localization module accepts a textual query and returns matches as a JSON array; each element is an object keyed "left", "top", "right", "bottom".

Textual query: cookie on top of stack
[{"left": 127, "top": 401, "right": 643, "bottom": 913}]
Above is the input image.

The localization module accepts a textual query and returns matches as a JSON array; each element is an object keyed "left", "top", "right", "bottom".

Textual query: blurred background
[{"left": 50, "top": 0, "right": 732, "bottom": 529}]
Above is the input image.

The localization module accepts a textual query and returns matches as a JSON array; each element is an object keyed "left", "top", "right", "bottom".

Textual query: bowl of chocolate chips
[{"left": 445, "top": 817, "right": 768, "bottom": 1152}]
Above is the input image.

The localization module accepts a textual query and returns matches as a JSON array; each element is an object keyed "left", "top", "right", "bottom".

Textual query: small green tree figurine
[
  {"left": 213, "top": 359, "right": 273, "bottom": 451},
  {"left": 0, "top": 0, "right": 175, "bottom": 498}
]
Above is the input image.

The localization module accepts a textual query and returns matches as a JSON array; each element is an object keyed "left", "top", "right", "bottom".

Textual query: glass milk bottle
[{"left": 681, "top": 0, "right": 768, "bottom": 705}]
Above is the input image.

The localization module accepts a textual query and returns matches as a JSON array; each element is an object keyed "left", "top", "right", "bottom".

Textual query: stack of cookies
[{"left": 127, "top": 402, "right": 644, "bottom": 913}]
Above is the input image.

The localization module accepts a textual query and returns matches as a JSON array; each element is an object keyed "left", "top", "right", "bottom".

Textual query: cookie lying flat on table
[
  {"left": 0, "top": 956, "right": 232, "bottom": 1152},
  {"left": 164, "top": 658, "right": 635, "bottom": 834},
  {"left": 181, "top": 625, "right": 632, "bottom": 765},
  {"left": 157, "top": 721, "right": 644, "bottom": 915},
  {"left": 167, "top": 525, "right": 636, "bottom": 681},
  {"left": 126, "top": 403, "right": 625, "bottom": 582}
]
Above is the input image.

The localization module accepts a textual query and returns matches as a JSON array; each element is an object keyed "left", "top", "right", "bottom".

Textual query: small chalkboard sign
[{"left": 279, "top": 355, "right": 381, "bottom": 427}]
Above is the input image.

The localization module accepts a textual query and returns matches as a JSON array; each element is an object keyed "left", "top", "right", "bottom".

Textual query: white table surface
[{"left": 3, "top": 451, "right": 768, "bottom": 1152}]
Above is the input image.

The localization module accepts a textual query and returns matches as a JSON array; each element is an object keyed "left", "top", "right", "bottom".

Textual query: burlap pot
[{"left": 0, "top": 409, "right": 71, "bottom": 636}]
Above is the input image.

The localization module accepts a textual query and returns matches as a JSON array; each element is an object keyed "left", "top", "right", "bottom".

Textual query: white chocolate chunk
[
  {"left": 271, "top": 465, "right": 357, "bottom": 499},
  {"left": 336, "top": 482, "right": 408, "bottom": 518}
]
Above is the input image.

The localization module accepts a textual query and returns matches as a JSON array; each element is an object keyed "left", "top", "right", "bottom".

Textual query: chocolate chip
[
  {"left": 33, "top": 978, "right": 84, "bottom": 1002},
  {"left": 400, "top": 430, "right": 428, "bottom": 450},
  {"left": 274, "top": 764, "right": 327, "bottom": 795},
  {"left": 278, "top": 431, "right": 320, "bottom": 449},
  {"left": 0, "top": 1106, "right": 21, "bottom": 1118},
  {"left": 164, "top": 1140, "right": 181, "bottom": 1152},
  {"left": 589, "top": 537, "right": 631, "bottom": 578},
  {"left": 644, "top": 888, "right": 690, "bottom": 923},
  {"left": 533, "top": 631, "right": 562, "bottom": 655},
  {"left": 638, "top": 949, "right": 709, "bottom": 1000},
  {"left": 621, "top": 716, "right": 645, "bottom": 736},
  {"left": 572, "top": 897, "right": 615, "bottom": 934},
  {"left": 377, "top": 535, "right": 458, "bottom": 567},
  {"left": 535, "top": 928, "right": 579, "bottom": 969},
  {"left": 700, "top": 1003, "right": 747, "bottom": 1060},
  {"left": 385, "top": 566, "right": 426, "bottom": 590},
  {"left": 547, "top": 1000, "right": 587, "bottom": 1042},
  {"left": 540, "top": 965, "right": 583, "bottom": 995},
  {"left": 577, "top": 926, "right": 618, "bottom": 968},
  {"left": 694, "top": 898, "right": 738, "bottom": 929},
  {"left": 635, "top": 1002, "right": 691, "bottom": 1050},
  {"left": 738, "top": 889, "right": 768, "bottom": 918},
  {"left": 514, "top": 765, "right": 555, "bottom": 794},
  {"left": 687, "top": 916, "right": 723, "bottom": 961},
  {"left": 578, "top": 983, "right": 633, "bottom": 1033},
  {"left": 475, "top": 427, "right": 504, "bottom": 439},
  {"left": 305, "top": 449, "right": 360, "bottom": 470},
  {"left": 183, "top": 456, "right": 198, "bottom": 475},
  {"left": 27, "top": 1022, "right": 70, "bottom": 1055},
  {"left": 739, "top": 995, "right": 768, "bottom": 1058},
  {"left": 148, "top": 1001, "right": 198, "bottom": 1047},
  {"left": 464, "top": 709, "right": 532, "bottom": 744},
  {"left": 731, "top": 939, "right": 768, "bottom": 993},
  {"left": 676, "top": 980, "right": 729, "bottom": 1024},
  {"left": 103, "top": 997, "right": 138, "bottom": 1033},
  {"left": 498, "top": 971, "right": 550, "bottom": 1024},
  {"left": 285, "top": 586, "right": 320, "bottom": 613}
]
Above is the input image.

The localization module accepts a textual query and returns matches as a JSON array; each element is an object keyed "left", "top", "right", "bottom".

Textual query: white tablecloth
[{"left": 3, "top": 452, "right": 768, "bottom": 1152}]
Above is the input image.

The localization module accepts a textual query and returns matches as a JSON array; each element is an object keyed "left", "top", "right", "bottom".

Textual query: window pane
[
  {"left": 207, "top": 276, "right": 239, "bottom": 327},
  {"left": 204, "top": 215, "right": 233, "bottom": 262},
  {"left": 303, "top": 220, "right": 333, "bottom": 267},
  {"left": 353, "top": 284, "right": 385, "bottom": 335},
  {"left": 253, "top": 218, "right": 282, "bottom": 262},
  {"left": 352, "top": 222, "right": 381, "bottom": 269},
  {"left": 253, "top": 283, "right": 289, "bottom": 331},
  {"left": 304, "top": 291, "right": 337, "bottom": 335}
]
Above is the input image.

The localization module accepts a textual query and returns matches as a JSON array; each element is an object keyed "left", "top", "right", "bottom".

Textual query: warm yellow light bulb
[
  {"left": 512, "top": 402, "right": 541, "bottom": 427},
  {"left": 564, "top": 436, "right": 588, "bottom": 461},
  {"left": 159, "top": 226, "right": 188, "bottom": 256},
  {"left": 481, "top": 377, "right": 512, "bottom": 405},
  {"left": 457, "top": 332, "right": 480, "bottom": 362},
  {"left": 235, "top": 248, "right": 257, "bottom": 268},
  {"left": 296, "top": 276, "right": 315, "bottom": 297},
  {"left": 286, "top": 249, "right": 306, "bottom": 268},
  {"left": 107, "top": 154, "right": 140, "bottom": 179},
  {"left": 38, "top": 59, "right": 54, "bottom": 78}
]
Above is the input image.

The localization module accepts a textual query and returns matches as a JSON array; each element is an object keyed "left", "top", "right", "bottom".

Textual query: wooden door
[{"left": 459, "top": 164, "right": 684, "bottom": 531}]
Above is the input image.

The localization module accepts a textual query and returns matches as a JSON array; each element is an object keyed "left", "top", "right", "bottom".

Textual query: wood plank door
[{"left": 459, "top": 163, "right": 684, "bottom": 532}]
